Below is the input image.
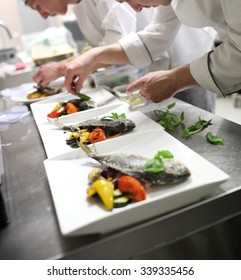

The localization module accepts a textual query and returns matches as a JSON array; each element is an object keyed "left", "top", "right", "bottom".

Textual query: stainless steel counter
[{"left": 0, "top": 95, "right": 241, "bottom": 260}]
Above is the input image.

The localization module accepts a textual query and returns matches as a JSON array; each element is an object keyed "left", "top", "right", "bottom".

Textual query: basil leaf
[
  {"left": 77, "top": 93, "right": 91, "bottom": 101},
  {"left": 144, "top": 157, "right": 165, "bottom": 173},
  {"left": 167, "top": 102, "right": 176, "bottom": 110},
  {"left": 156, "top": 150, "right": 173, "bottom": 159},
  {"left": 144, "top": 150, "right": 173, "bottom": 173},
  {"left": 111, "top": 112, "right": 119, "bottom": 119},
  {"left": 206, "top": 132, "right": 224, "bottom": 145},
  {"left": 116, "top": 113, "right": 126, "bottom": 119},
  {"left": 100, "top": 112, "right": 126, "bottom": 121},
  {"left": 182, "top": 118, "right": 212, "bottom": 139},
  {"left": 154, "top": 103, "right": 185, "bottom": 132}
]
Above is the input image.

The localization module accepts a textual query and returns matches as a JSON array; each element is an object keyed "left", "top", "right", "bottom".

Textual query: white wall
[
  {"left": 0, "top": 0, "right": 23, "bottom": 49},
  {"left": 0, "top": 0, "right": 61, "bottom": 50},
  {"left": 16, "top": 0, "right": 49, "bottom": 34}
]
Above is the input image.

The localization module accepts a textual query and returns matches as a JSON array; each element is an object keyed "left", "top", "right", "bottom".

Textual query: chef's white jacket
[
  {"left": 73, "top": 0, "right": 154, "bottom": 47},
  {"left": 120, "top": 0, "right": 241, "bottom": 96}
]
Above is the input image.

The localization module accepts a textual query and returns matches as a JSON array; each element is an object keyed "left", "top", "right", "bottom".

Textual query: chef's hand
[
  {"left": 65, "top": 53, "right": 96, "bottom": 94},
  {"left": 33, "top": 62, "right": 62, "bottom": 87},
  {"left": 127, "top": 64, "right": 198, "bottom": 103}
]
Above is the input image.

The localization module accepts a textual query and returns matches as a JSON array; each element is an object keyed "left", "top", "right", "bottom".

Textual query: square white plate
[
  {"left": 30, "top": 88, "right": 122, "bottom": 125},
  {"left": 37, "top": 103, "right": 162, "bottom": 158},
  {"left": 44, "top": 129, "right": 229, "bottom": 236}
]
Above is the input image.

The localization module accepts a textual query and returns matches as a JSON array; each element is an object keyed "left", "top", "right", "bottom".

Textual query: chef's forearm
[
  {"left": 56, "top": 57, "right": 76, "bottom": 76},
  {"left": 87, "top": 43, "right": 131, "bottom": 68},
  {"left": 172, "top": 64, "right": 199, "bottom": 92}
]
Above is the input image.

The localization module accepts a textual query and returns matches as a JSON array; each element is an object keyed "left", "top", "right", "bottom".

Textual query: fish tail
[
  {"left": 76, "top": 139, "right": 95, "bottom": 157},
  {"left": 48, "top": 118, "right": 65, "bottom": 129}
]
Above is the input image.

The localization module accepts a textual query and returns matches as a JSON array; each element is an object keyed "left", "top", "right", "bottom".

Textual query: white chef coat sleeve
[
  {"left": 190, "top": 1, "right": 241, "bottom": 96},
  {"left": 118, "top": 5, "right": 181, "bottom": 69},
  {"left": 99, "top": 3, "right": 137, "bottom": 45}
]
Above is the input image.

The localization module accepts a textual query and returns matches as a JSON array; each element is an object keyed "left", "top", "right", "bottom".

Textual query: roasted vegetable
[
  {"left": 47, "top": 106, "right": 67, "bottom": 118},
  {"left": 118, "top": 176, "right": 146, "bottom": 202},
  {"left": 88, "top": 128, "right": 107, "bottom": 144},
  {"left": 47, "top": 98, "right": 94, "bottom": 119},
  {"left": 89, "top": 179, "right": 114, "bottom": 210}
]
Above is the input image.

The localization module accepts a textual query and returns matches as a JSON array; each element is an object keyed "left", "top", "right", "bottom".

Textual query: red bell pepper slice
[{"left": 47, "top": 106, "right": 67, "bottom": 118}]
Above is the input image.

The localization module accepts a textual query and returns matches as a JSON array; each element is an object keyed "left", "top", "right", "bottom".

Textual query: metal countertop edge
[{"left": 57, "top": 186, "right": 241, "bottom": 260}]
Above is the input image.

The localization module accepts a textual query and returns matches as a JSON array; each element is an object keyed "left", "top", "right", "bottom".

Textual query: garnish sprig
[
  {"left": 77, "top": 93, "right": 91, "bottom": 101},
  {"left": 100, "top": 112, "right": 126, "bottom": 121},
  {"left": 154, "top": 102, "right": 185, "bottom": 132},
  {"left": 182, "top": 118, "right": 212, "bottom": 139},
  {"left": 144, "top": 150, "right": 174, "bottom": 174}
]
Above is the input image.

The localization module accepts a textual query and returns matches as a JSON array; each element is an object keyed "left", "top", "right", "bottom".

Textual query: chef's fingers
[
  {"left": 32, "top": 72, "right": 50, "bottom": 87},
  {"left": 65, "top": 72, "right": 77, "bottom": 94},
  {"left": 126, "top": 78, "right": 146, "bottom": 96},
  {"left": 38, "top": 79, "right": 49, "bottom": 87},
  {"left": 32, "top": 72, "right": 42, "bottom": 84},
  {"left": 72, "top": 75, "right": 84, "bottom": 94},
  {"left": 74, "top": 79, "right": 84, "bottom": 94}
]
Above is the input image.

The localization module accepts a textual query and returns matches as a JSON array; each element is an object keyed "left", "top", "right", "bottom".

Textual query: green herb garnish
[
  {"left": 182, "top": 118, "right": 212, "bottom": 139},
  {"left": 206, "top": 132, "right": 224, "bottom": 145},
  {"left": 144, "top": 150, "right": 173, "bottom": 173},
  {"left": 156, "top": 150, "right": 174, "bottom": 159},
  {"left": 154, "top": 102, "right": 185, "bottom": 132},
  {"left": 77, "top": 93, "right": 91, "bottom": 101},
  {"left": 100, "top": 112, "right": 126, "bottom": 121},
  {"left": 154, "top": 103, "right": 223, "bottom": 146}
]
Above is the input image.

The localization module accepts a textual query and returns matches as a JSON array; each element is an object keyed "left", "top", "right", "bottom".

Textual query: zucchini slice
[
  {"left": 114, "top": 196, "right": 131, "bottom": 208},
  {"left": 113, "top": 189, "right": 123, "bottom": 198}
]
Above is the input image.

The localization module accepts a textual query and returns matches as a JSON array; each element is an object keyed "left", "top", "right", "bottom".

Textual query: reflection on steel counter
[
  {"left": 0, "top": 137, "right": 8, "bottom": 229},
  {"left": 0, "top": 190, "right": 8, "bottom": 229}
]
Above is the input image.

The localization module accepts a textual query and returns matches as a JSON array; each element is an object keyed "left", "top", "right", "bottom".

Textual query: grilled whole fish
[
  {"left": 79, "top": 143, "right": 191, "bottom": 185},
  {"left": 50, "top": 118, "right": 136, "bottom": 133}
]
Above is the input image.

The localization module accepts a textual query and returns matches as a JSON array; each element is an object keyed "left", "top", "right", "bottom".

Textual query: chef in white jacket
[
  {"left": 64, "top": 4, "right": 217, "bottom": 111},
  {"left": 120, "top": 6, "right": 217, "bottom": 111},
  {"left": 27, "top": 0, "right": 216, "bottom": 111},
  {"left": 73, "top": 0, "right": 154, "bottom": 46},
  {"left": 27, "top": 0, "right": 154, "bottom": 85},
  {"left": 67, "top": 0, "right": 239, "bottom": 104}
]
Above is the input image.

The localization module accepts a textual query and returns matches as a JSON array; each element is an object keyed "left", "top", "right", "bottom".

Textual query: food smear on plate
[{"left": 84, "top": 145, "right": 191, "bottom": 210}]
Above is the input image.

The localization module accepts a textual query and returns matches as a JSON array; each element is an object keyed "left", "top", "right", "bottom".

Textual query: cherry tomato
[
  {"left": 117, "top": 176, "right": 146, "bottom": 202},
  {"left": 88, "top": 128, "right": 107, "bottom": 143}
]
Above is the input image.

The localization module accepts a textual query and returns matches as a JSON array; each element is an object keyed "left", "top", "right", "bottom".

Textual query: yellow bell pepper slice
[
  {"left": 87, "top": 186, "right": 96, "bottom": 197},
  {"left": 91, "top": 179, "right": 114, "bottom": 210},
  {"left": 79, "top": 131, "right": 90, "bottom": 143},
  {"left": 51, "top": 103, "right": 62, "bottom": 112}
]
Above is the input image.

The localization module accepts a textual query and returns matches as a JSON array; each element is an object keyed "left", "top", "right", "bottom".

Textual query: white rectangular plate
[
  {"left": 30, "top": 88, "right": 122, "bottom": 125},
  {"left": 44, "top": 130, "right": 229, "bottom": 236},
  {"left": 37, "top": 103, "right": 162, "bottom": 158}
]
